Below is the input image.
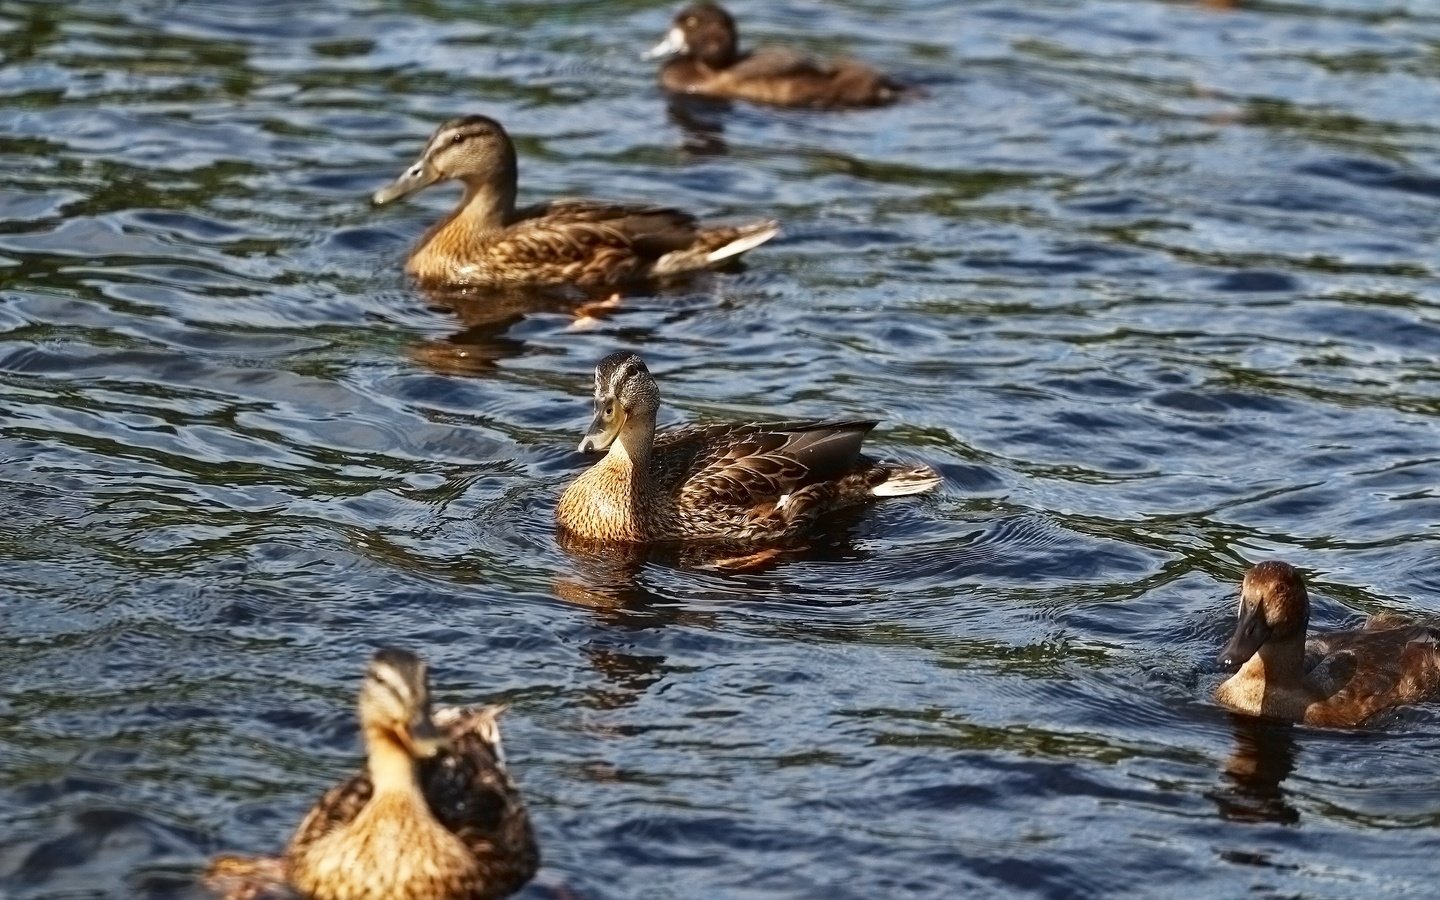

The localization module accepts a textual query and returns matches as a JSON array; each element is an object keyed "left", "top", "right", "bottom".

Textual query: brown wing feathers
[{"left": 676, "top": 420, "right": 877, "bottom": 507}]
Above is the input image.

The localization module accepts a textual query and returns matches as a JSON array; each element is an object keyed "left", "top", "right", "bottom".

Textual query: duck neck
[
  {"left": 1255, "top": 632, "right": 1308, "bottom": 687},
  {"left": 363, "top": 726, "right": 422, "bottom": 798},
  {"left": 697, "top": 43, "right": 739, "bottom": 71},
  {"left": 604, "top": 417, "right": 655, "bottom": 514},
  {"left": 415, "top": 171, "right": 518, "bottom": 262},
  {"left": 451, "top": 176, "right": 517, "bottom": 231}
]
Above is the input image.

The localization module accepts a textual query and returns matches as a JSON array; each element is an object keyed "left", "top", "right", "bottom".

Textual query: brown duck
[
  {"left": 555, "top": 351, "right": 941, "bottom": 543},
  {"left": 373, "top": 115, "right": 778, "bottom": 286},
  {"left": 645, "top": 2, "right": 911, "bottom": 109},
  {"left": 1215, "top": 560, "right": 1440, "bottom": 728},
  {"left": 204, "top": 648, "right": 538, "bottom": 900}
]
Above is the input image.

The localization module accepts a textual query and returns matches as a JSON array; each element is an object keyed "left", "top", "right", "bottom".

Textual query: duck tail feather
[{"left": 704, "top": 220, "right": 780, "bottom": 263}]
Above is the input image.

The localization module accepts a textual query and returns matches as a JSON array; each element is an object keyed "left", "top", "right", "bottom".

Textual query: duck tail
[
  {"left": 202, "top": 854, "right": 293, "bottom": 900},
  {"left": 434, "top": 703, "right": 510, "bottom": 767},
  {"left": 703, "top": 219, "right": 781, "bottom": 264},
  {"left": 653, "top": 220, "right": 780, "bottom": 275},
  {"left": 870, "top": 463, "right": 942, "bottom": 497}
]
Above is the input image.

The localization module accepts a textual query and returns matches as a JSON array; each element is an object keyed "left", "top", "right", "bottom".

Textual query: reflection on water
[
  {"left": 2, "top": 0, "right": 1440, "bottom": 897},
  {"left": 1210, "top": 715, "right": 1301, "bottom": 826},
  {"left": 665, "top": 97, "right": 732, "bottom": 157},
  {"left": 407, "top": 286, "right": 590, "bottom": 375}
]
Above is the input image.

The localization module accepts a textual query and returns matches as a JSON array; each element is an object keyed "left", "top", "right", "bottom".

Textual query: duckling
[
  {"left": 1215, "top": 560, "right": 1440, "bottom": 728},
  {"left": 205, "top": 648, "right": 538, "bottom": 900},
  {"left": 556, "top": 351, "right": 941, "bottom": 543},
  {"left": 372, "top": 115, "right": 778, "bottom": 287},
  {"left": 645, "top": 2, "right": 911, "bottom": 109}
]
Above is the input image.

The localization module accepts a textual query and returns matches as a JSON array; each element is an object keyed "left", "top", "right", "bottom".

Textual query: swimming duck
[
  {"left": 372, "top": 114, "right": 778, "bottom": 287},
  {"left": 205, "top": 648, "right": 538, "bottom": 900},
  {"left": 555, "top": 351, "right": 941, "bottom": 543},
  {"left": 645, "top": 2, "right": 911, "bottom": 109},
  {"left": 1215, "top": 560, "right": 1440, "bottom": 728}
]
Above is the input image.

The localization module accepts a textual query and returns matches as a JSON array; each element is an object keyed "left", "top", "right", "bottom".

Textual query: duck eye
[
  {"left": 604, "top": 404, "right": 615, "bottom": 418},
  {"left": 451, "top": 133, "right": 465, "bottom": 145}
]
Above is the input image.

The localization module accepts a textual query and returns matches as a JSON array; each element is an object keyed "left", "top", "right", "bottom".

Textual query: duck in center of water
[
  {"left": 645, "top": 2, "right": 912, "bottom": 108},
  {"left": 372, "top": 114, "right": 778, "bottom": 287},
  {"left": 1215, "top": 560, "right": 1440, "bottom": 728},
  {"left": 556, "top": 351, "right": 941, "bottom": 543}
]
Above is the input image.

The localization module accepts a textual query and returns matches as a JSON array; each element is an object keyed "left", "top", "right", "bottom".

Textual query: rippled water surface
[{"left": 3, "top": 0, "right": 1440, "bottom": 896}]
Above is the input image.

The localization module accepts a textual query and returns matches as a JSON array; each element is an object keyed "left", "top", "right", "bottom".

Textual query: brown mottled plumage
[
  {"left": 1215, "top": 561, "right": 1440, "bottom": 728},
  {"left": 372, "top": 115, "right": 778, "bottom": 286},
  {"left": 645, "top": 3, "right": 912, "bottom": 109},
  {"left": 555, "top": 351, "right": 941, "bottom": 543},
  {"left": 204, "top": 649, "right": 538, "bottom": 900}
]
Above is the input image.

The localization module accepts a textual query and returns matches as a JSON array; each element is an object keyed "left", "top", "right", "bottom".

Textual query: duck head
[
  {"left": 1220, "top": 561, "right": 1310, "bottom": 670},
  {"left": 645, "top": 2, "right": 740, "bottom": 69},
  {"left": 580, "top": 351, "right": 661, "bottom": 454},
  {"left": 373, "top": 115, "right": 518, "bottom": 206},
  {"left": 359, "top": 647, "right": 449, "bottom": 761}
]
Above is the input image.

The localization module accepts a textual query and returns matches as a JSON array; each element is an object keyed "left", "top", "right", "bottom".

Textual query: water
[{"left": 1, "top": 0, "right": 1439, "bottom": 896}]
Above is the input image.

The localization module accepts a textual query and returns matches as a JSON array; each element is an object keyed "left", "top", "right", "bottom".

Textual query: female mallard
[
  {"left": 556, "top": 351, "right": 941, "bottom": 543},
  {"left": 645, "top": 2, "right": 911, "bottom": 109},
  {"left": 372, "top": 114, "right": 778, "bottom": 286},
  {"left": 1215, "top": 561, "right": 1440, "bottom": 728},
  {"left": 204, "top": 648, "right": 538, "bottom": 900}
]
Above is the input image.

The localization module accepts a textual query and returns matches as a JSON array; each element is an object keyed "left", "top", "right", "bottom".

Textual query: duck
[
  {"left": 372, "top": 114, "right": 778, "bottom": 287},
  {"left": 1214, "top": 560, "right": 1440, "bottom": 728},
  {"left": 555, "top": 350, "right": 941, "bottom": 543},
  {"left": 204, "top": 648, "right": 538, "bottom": 900},
  {"left": 645, "top": 2, "right": 911, "bottom": 109}
]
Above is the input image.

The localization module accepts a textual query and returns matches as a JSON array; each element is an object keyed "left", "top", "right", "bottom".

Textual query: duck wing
[
  {"left": 728, "top": 46, "right": 834, "bottom": 80},
  {"left": 286, "top": 772, "right": 373, "bottom": 856},
  {"left": 1363, "top": 610, "right": 1440, "bottom": 631},
  {"left": 522, "top": 199, "right": 699, "bottom": 230},
  {"left": 1305, "top": 649, "right": 1358, "bottom": 697},
  {"left": 662, "top": 420, "right": 878, "bottom": 508},
  {"left": 1306, "top": 625, "right": 1440, "bottom": 716},
  {"left": 513, "top": 199, "right": 706, "bottom": 259},
  {"left": 423, "top": 705, "right": 540, "bottom": 891}
]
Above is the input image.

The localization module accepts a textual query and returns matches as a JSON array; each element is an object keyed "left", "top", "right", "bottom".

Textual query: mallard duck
[
  {"left": 555, "top": 351, "right": 941, "bottom": 543},
  {"left": 372, "top": 115, "right": 778, "bottom": 286},
  {"left": 645, "top": 3, "right": 912, "bottom": 109},
  {"left": 204, "top": 648, "right": 538, "bottom": 900},
  {"left": 1215, "top": 561, "right": 1440, "bottom": 728}
]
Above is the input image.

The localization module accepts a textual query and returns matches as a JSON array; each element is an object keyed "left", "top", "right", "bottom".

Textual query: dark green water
[{"left": 2, "top": 0, "right": 1439, "bottom": 897}]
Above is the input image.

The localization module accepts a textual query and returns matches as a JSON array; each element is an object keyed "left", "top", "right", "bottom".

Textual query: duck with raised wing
[
  {"left": 1215, "top": 560, "right": 1440, "bottom": 728},
  {"left": 646, "top": 2, "right": 911, "bottom": 109},
  {"left": 556, "top": 351, "right": 941, "bottom": 543},
  {"left": 373, "top": 115, "right": 778, "bottom": 287},
  {"left": 205, "top": 648, "right": 538, "bottom": 900}
]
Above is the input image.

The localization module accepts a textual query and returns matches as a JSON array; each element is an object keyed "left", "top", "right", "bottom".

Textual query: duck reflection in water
[
  {"left": 553, "top": 508, "right": 874, "bottom": 708},
  {"left": 552, "top": 537, "right": 709, "bottom": 715},
  {"left": 665, "top": 95, "right": 732, "bottom": 157},
  {"left": 1209, "top": 714, "right": 1300, "bottom": 825},
  {"left": 405, "top": 282, "right": 633, "bottom": 377}
]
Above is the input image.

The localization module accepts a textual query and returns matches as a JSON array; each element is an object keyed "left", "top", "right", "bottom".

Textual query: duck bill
[
  {"left": 1219, "top": 602, "right": 1271, "bottom": 670},
  {"left": 405, "top": 715, "right": 450, "bottom": 759},
  {"left": 578, "top": 409, "right": 622, "bottom": 453},
  {"left": 373, "top": 159, "right": 440, "bottom": 205},
  {"left": 643, "top": 27, "right": 688, "bottom": 60}
]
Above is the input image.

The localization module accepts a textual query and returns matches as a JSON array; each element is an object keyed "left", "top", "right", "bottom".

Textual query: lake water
[{"left": 2, "top": 0, "right": 1439, "bottom": 897}]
